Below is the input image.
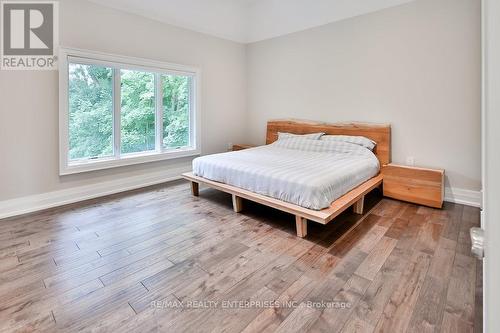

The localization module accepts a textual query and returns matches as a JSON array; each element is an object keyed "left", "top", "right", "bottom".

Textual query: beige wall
[
  {"left": 246, "top": 0, "right": 481, "bottom": 191},
  {"left": 0, "top": 0, "right": 247, "bottom": 201}
]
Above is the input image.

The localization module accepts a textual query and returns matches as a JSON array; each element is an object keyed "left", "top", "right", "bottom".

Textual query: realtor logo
[{"left": 1, "top": 1, "right": 58, "bottom": 70}]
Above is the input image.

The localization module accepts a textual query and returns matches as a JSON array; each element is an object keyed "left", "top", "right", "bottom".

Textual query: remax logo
[{"left": 1, "top": 1, "right": 58, "bottom": 70}]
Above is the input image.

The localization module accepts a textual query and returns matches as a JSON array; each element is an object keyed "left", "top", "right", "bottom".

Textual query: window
[
  {"left": 162, "top": 74, "right": 192, "bottom": 149},
  {"left": 68, "top": 63, "right": 114, "bottom": 160},
  {"left": 120, "top": 69, "right": 156, "bottom": 154},
  {"left": 59, "top": 48, "right": 200, "bottom": 175}
]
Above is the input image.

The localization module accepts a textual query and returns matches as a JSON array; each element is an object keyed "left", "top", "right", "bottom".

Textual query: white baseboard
[
  {"left": 0, "top": 166, "right": 191, "bottom": 220},
  {"left": 444, "top": 187, "right": 482, "bottom": 208}
]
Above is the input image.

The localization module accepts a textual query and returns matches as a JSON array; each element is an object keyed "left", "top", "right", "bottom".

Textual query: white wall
[
  {"left": 484, "top": 0, "right": 500, "bottom": 331},
  {"left": 246, "top": 0, "right": 481, "bottom": 192},
  {"left": 0, "top": 0, "right": 246, "bottom": 202}
]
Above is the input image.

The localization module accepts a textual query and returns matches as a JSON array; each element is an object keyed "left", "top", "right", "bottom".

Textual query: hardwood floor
[{"left": 0, "top": 180, "right": 482, "bottom": 332}]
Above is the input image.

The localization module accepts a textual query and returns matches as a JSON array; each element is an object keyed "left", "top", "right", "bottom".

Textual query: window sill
[{"left": 60, "top": 147, "right": 200, "bottom": 176}]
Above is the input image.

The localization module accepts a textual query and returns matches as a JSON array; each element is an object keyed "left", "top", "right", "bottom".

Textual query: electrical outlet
[{"left": 406, "top": 156, "right": 415, "bottom": 166}]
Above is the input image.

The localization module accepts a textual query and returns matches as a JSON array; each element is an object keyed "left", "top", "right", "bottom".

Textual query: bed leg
[
  {"left": 295, "top": 216, "right": 307, "bottom": 238},
  {"left": 353, "top": 195, "right": 365, "bottom": 214},
  {"left": 232, "top": 194, "right": 243, "bottom": 213},
  {"left": 190, "top": 182, "right": 199, "bottom": 196}
]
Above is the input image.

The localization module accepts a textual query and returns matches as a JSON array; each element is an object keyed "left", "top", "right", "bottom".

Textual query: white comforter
[{"left": 192, "top": 138, "right": 380, "bottom": 210}]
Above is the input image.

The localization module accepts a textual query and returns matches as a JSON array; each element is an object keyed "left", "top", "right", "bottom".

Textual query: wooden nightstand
[
  {"left": 232, "top": 144, "right": 255, "bottom": 151},
  {"left": 382, "top": 164, "right": 444, "bottom": 208}
]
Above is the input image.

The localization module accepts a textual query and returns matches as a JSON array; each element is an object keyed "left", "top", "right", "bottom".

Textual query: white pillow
[
  {"left": 273, "top": 137, "right": 373, "bottom": 156},
  {"left": 320, "top": 135, "right": 376, "bottom": 150},
  {"left": 277, "top": 132, "right": 324, "bottom": 140}
]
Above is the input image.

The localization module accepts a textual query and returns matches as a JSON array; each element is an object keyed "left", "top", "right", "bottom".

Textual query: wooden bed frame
[{"left": 182, "top": 119, "right": 391, "bottom": 237}]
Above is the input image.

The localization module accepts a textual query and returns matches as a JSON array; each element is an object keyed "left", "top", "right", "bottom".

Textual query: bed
[{"left": 182, "top": 119, "right": 391, "bottom": 237}]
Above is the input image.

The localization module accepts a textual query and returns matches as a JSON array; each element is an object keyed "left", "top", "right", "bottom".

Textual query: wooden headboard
[{"left": 266, "top": 119, "right": 391, "bottom": 165}]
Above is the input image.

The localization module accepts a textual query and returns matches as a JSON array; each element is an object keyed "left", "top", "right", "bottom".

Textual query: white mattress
[{"left": 192, "top": 138, "right": 380, "bottom": 210}]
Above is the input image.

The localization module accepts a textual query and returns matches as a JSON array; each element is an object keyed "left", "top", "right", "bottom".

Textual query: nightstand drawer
[{"left": 382, "top": 164, "right": 444, "bottom": 208}]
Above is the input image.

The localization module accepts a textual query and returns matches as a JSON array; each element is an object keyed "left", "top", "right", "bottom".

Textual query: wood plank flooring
[{"left": 0, "top": 180, "right": 482, "bottom": 332}]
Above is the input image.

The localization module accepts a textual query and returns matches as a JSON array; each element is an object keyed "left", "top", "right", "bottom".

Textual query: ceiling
[{"left": 87, "top": 0, "right": 415, "bottom": 43}]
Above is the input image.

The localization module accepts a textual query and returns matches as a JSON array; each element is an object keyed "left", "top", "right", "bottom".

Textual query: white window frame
[{"left": 58, "top": 47, "right": 201, "bottom": 175}]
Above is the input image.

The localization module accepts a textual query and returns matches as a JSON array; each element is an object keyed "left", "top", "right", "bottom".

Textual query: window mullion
[
  {"left": 155, "top": 73, "right": 164, "bottom": 152},
  {"left": 190, "top": 76, "right": 196, "bottom": 149},
  {"left": 113, "top": 68, "right": 121, "bottom": 158}
]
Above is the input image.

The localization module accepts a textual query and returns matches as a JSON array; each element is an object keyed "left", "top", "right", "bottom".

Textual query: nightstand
[
  {"left": 232, "top": 144, "right": 255, "bottom": 151},
  {"left": 382, "top": 164, "right": 444, "bottom": 208}
]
